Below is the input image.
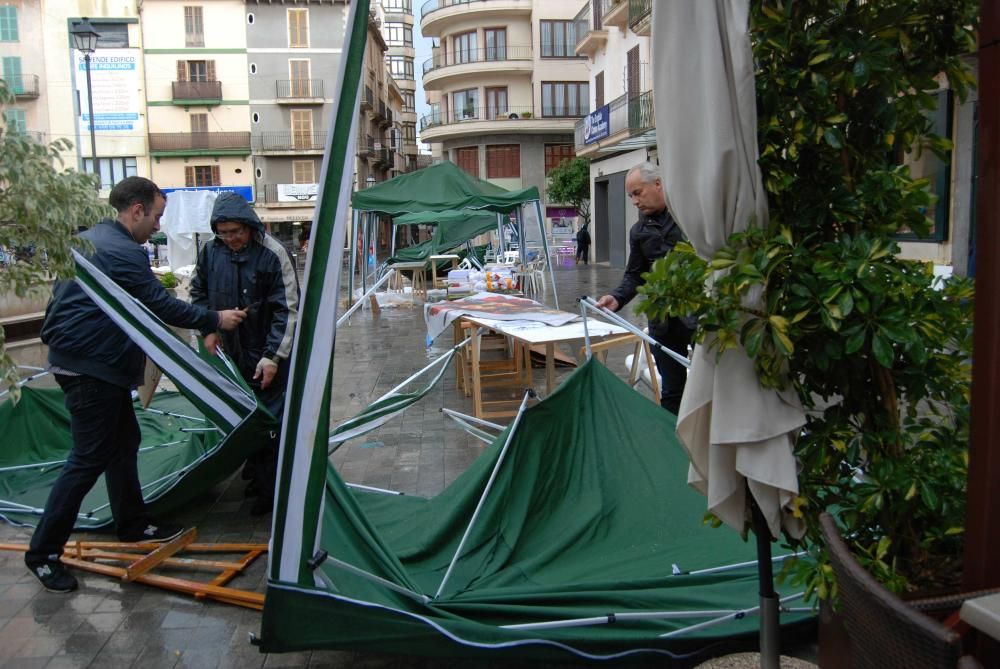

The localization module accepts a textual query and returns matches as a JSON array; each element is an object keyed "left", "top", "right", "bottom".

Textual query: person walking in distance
[
  {"left": 596, "top": 162, "right": 694, "bottom": 414},
  {"left": 27, "top": 177, "right": 247, "bottom": 593},
  {"left": 575, "top": 223, "right": 591, "bottom": 265}
]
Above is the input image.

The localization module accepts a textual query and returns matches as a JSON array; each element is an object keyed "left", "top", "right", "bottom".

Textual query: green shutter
[
  {"left": 3, "top": 108, "right": 26, "bottom": 133},
  {"left": 2, "top": 55, "right": 22, "bottom": 93},
  {"left": 0, "top": 6, "right": 18, "bottom": 41}
]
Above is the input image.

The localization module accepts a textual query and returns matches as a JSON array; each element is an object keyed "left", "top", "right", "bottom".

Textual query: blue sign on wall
[
  {"left": 583, "top": 105, "right": 610, "bottom": 144},
  {"left": 162, "top": 185, "right": 255, "bottom": 203}
]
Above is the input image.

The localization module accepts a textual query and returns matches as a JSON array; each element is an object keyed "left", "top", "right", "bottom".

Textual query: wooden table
[
  {"left": 460, "top": 315, "right": 629, "bottom": 418},
  {"left": 389, "top": 261, "right": 428, "bottom": 301},
  {"left": 429, "top": 254, "right": 461, "bottom": 289}
]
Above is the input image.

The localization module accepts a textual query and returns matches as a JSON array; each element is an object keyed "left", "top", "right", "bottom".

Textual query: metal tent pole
[
  {"left": 533, "top": 199, "right": 558, "bottom": 308},
  {"left": 752, "top": 494, "right": 780, "bottom": 669},
  {"left": 348, "top": 209, "right": 359, "bottom": 308}
]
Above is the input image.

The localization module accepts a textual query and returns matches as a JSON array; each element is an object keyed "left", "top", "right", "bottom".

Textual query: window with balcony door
[
  {"left": 402, "top": 91, "right": 415, "bottom": 112},
  {"left": 387, "top": 56, "right": 414, "bottom": 79},
  {"left": 190, "top": 113, "right": 208, "bottom": 134},
  {"left": 186, "top": 165, "right": 220, "bottom": 187},
  {"left": 291, "top": 109, "right": 313, "bottom": 149},
  {"left": 486, "top": 145, "right": 520, "bottom": 178},
  {"left": 184, "top": 6, "right": 204, "bottom": 47},
  {"left": 287, "top": 8, "right": 309, "bottom": 48},
  {"left": 0, "top": 6, "right": 18, "bottom": 41},
  {"left": 289, "top": 59, "right": 311, "bottom": 96},
  {"left": 544, "top": 144, "right": 575, "bottom": 174},
  {"left": 484, "top": 28, "right": 507, "bottom": 61},
  {"left": 455, "top": 147, "right": 479, "bottom": 178},
  {"left": 627, "top": 46, "right": 640, "bottom": 98},
  {"left": 540, "top": 20, "right": 577, "bottom": 58},
  {"left": 384, "top": 22, "right": 412, "bottom": 47},
  {"left": 2, "top": 56, "right": 23, "bottom": 94},
  {"left": 541, "top": 82, "right": 589, "bottom": 117},
  {"left": 453, "top": 31, "right": 477, "bottom": 65},
  {"left": 182, "top": 60, "right": 212, "bottom": 82},
  {"left": 452, "top": 88, "right": 478, "bottom": 121},
  {"left": 293, "top": 160, "right": 315, "bottom": 184},
  {"left": 82, "top": 157, "right": 138, "bottom": 190},
  {"left": 402, "top": 122, "right": 416, "bottom": 143},
  {"left": 3, "top": 108, "right": 26, "bottom": 133},
  {"left": 595, "top": 71, "right": 605, "bottom": 108},
  {"left": 485, "top": 87, "right": 508, "bottom": 120}
]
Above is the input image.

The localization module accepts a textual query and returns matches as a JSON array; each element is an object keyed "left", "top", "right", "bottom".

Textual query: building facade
[
  {"left": 571, "top": 0, "right": 652, "bottom": 268},
  {"left": 418, "top": 0, "right": 588, "bottom": 237},
  {"left": 1, "top": 0, "right": 49, "bottom": 147},
  {"left": 381, "top": 0, "right": 418, "bottom": 170}
]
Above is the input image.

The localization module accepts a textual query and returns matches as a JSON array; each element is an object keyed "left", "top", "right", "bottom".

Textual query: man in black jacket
[
  {"left": 27, "top": 177, "right": 247, "bottom": 593},
  {"left": 597, "top": 162, "right": 694, "bottom": 415},
  {"left": 191, "top": 192, "right": 300, "bottom": 516}
]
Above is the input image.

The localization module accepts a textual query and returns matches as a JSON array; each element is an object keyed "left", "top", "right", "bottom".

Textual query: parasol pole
[{"left": 751, "top": 489, "right": 780, "bottom": 669}]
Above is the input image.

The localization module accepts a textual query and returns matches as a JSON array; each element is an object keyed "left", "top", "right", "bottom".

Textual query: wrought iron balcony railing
[
  {"left": 276, "top": 79, "right": 324, "bottom": 99},
  {"left": 7, "top": 74, "right": 40, "bottom": 98},
  {"left": 419, "top": 104, "right": 541, "bottom": 131},
  {"left": 422, "top": 45, "right": 532, "bottom": 75},
  {"left": 148, "top": 131, "right": 251, "bottom": 153},
  {"left": 252, "top": 131, "right": 327, "bottom": 152},
  {"left": 171, "top": 80, "right": 222, "bottom": 102}
]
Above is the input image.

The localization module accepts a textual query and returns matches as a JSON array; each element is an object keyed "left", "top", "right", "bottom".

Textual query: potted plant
[
  {"left": 637, "top": 0, "right": 978, "bottom": 615},
  {"left": 521, "top": 111, "right": 532, "bottom": 119},
  {"left": 158, "top": 271, "right": 180, "bottom": 297}
]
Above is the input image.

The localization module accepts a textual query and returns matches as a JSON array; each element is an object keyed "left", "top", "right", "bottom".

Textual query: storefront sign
[
  {"left": 75, "top": 49, "right": 142, "bottom": 133},
  {"left": 277, "top": 183, "right": 319, "bottom": 202},
  {"left": 162, "top": 185, "right": 255, "bottom": 202}
]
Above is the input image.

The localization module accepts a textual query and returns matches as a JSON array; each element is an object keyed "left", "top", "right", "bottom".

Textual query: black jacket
[
  {"left": 610, "top": 209, "right": 685, "bottom": 309},
  {"left": 190, "top": 193, "right": 300, "bottom": 385},
  {"left": 42, "top": 219, "right": 219, "bottom": 388}
]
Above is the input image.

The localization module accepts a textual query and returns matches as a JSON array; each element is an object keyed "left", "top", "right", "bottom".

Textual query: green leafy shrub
[{"left": 637, "top": 0, "right": 977, "bottom": 599}]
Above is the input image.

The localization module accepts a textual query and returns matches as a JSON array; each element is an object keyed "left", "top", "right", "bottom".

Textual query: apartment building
[
  {"left": 1, "top": 0, "right": 50, "bottom": 148},
  {"left": 141, "top": 0, "right": 251, "bottom": 214},
  {"left": 418, "top": 0, "right": 589, "bottom": 233},
  {"left": 572, "top": 0, "right": 653, "bottom": 267},
  {"left": 382, "top": 0, "right": 418, "bottom": 170}
]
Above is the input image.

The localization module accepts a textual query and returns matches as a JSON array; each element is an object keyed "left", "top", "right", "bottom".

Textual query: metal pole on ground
[{"left": 751, "top": 494, "right": 780, "bottom": 669}]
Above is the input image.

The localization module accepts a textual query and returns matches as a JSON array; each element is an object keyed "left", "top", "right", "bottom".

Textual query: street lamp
[{"left": 70, "top": 18, "right": 100, "bottom": 183}]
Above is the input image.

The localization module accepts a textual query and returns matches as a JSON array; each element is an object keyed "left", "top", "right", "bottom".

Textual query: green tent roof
[
  {"left": 393, "top": 209, "right": 496, "bottom": 226},
  {"left": 390, "top": 211, "right": 498, "bottom": 263},
  {"left": 352, "top": 162, "right": 540, "bottom": 215}
]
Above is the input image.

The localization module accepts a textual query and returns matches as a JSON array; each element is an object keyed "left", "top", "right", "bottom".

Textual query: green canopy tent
[
  {"left": 264, "top": 4, "right": 812, "bottom": 660},
  {"left": 388, "top": 209, "right": 497, "bottom": 266},
  {"left": 349, "top": 161, "right": 558, "bottom": 307}
]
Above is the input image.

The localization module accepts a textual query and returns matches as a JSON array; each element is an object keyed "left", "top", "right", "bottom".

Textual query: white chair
[{"left": 501, "top": 250, "right": 519, "bottom": 265}]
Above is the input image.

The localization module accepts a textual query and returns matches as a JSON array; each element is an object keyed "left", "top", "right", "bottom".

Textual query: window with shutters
[
  {"left": 595, "top": 71, "right": 604, "bottom": 109},
  {"left": 544, "top": 144, "right": 574, "bottom": 174},
  {"left": 186, "top": 165, "right": 220, "bottom": 187},
  {"left": 486, "top": 144, "right": 520, "bottom": 178},
  {"left": 289, "top": 59, "right": 310, "bottom": 96},
  {"left": 0, "top": 6, "right": 19, "bottom": 42},
  {"left": 291, "top": 109, "right": 313, "bottom": 149},
  {"left": 626, "top": 46, "right": 640, "bottom": 99},
  {"left": 292, "top": 160, "right": 315, "bottom": 184},
  {"left": 454, "top": 147, "right": 479, "bottom": 178},
  {"left": 2, "top": 56, "right": 23, "bottom": 94},
  {"left": 3, "top": 108, "right": 26, "bottom": 133},
  {"left": 287, "top": 9, "right": 309, "bottom": 48},
  {"left": 183, "top": 60, "right": 212, "bottom": 82},
  {"left": 184, "top": 6, "right": 204, "bottom": 47}
]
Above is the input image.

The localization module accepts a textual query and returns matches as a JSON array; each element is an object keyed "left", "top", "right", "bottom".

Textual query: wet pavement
[{"left": 0, "top": 261, "right": 817, "bottom": 668}]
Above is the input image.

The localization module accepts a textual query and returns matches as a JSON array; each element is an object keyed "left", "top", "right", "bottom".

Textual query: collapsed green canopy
[
  {"left": 390, "top": 211, "right": 498, "bottom": 263},
  {"left": 261, "top": 359, "right": 811, "bottom": 660},
  {"left": 351, "top": 162, "right": 540, "bottom": 215}
]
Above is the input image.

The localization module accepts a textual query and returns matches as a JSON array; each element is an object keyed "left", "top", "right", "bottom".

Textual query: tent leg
[
  {"left": 752, "top": 494, "right": 781, "bottom": 669},
  {"left": 348, "top": 210, "right": 359, "bottom": 308},
  {"left": 533, "top": 199, "right": 558, "bottom": 308}
]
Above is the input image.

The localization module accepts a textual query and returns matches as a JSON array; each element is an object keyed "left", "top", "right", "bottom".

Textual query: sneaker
[
  {"left": 26, "top": 558, "right": 78, "bottom": 593},
  {"left": 119, "top": 522, "right": 184, "bottom": 543}
]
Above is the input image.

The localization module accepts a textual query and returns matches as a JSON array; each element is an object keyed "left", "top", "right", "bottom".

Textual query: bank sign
[
  {"left": 583, "top": 105, "right": 610, "bottom": 144},
  {"left": 75, "top": 49, "right": 142, "bottom": 133}
]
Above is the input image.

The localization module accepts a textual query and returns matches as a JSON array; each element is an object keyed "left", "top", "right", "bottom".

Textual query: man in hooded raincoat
[{"left": 191, "top": 192, "right": 300, "bottom": 515}]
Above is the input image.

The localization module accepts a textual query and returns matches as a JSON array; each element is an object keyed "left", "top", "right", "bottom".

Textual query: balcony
[
  {"left": 370, "top": 146, "right": 392, "bottom": 167},
  {"left": 574, "top": 3, "right": 607, "bottom": 58},
  {"left": 252, "top": 131, "right": 326, "bottom": 154},
  {"left": 601, "top": 0, "right": 628, "bottom": 30},
  {"left": 8, "top": 74, "right": 40, "bottom": 99},
  {"left": 420, "top": 0, "right": 532, "bottom": 37},
  {"left": 148, "top": 131, "right": 251, "bottom": 157},
  {"left": 628, "top": 0, "right": 651, "bottom": 35},
  {"left": 422, "top": 45, "right": 532, "bottom": 89},
  {"left": 573, "top": 90, "right": 654, "bottom": 155},
  {"left": 357, "top": 133, "right": 375, "bottom": 157},
  {"left": 276, "top": 79, "right": 325, "bottom": 103},
  {"left": 171, "top": 81, "right": 222, "bottom": 105},
  {"left": 419, "top": 104, "right": 582, "bottom": 142},
  {"left": 361, "top": 85, "right": 374, "bottom": 111},
  {"left": 373, "top": 100, "right": 388, "bottom": 122}
]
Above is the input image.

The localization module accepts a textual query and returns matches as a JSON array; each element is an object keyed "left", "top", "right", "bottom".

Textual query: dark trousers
[
  {"left": 27, "top": 375, "right": 148, "bottom": 561},
  {"left": 576, "top": 244, "right": 590, "bottom": 263},
  {"left": 648, "top": 317, "right": 694, "bottom": 415}
]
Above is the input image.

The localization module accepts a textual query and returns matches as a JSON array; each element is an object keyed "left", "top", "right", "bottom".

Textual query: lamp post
[{"left": 70, "top": 18, "right": 100, "bottom": 182}]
